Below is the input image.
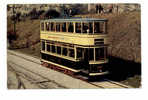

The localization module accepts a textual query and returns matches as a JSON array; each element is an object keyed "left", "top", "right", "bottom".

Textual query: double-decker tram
[{"left": 40, "top": 18, "right": 109, "bottom": 77}]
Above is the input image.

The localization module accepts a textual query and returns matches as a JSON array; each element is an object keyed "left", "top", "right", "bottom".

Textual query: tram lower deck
[{"left": 41, "top": 40, "right": 109, "bottom": 76}]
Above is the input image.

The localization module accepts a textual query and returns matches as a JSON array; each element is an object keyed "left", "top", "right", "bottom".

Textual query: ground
[
  {"left": 7, "top": 62, "right": 67, "bottom": 89},
  {"left": 7, "top": 64, "right": 19, "bottom": 89}
]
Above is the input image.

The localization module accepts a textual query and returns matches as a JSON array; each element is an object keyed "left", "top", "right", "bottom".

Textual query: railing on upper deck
[{"left": 40, "top": 19, "right": 107, "bottom": 35}]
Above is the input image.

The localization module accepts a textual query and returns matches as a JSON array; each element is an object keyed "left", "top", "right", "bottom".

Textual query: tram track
[
  {"left": 8, "top": 51, "right": 40, "bottom": 64},
  {"left": 8, "top": 64, "right": 26, "bottom": 89},
  {"left": 8, "top": 50, "right": 132, "bottom": 88},
  {"left": 8, "top": 61, "right": 67, "bottom": 89},
  {"left": 9, "top": 64, "right": 47, "bottom": 89}
]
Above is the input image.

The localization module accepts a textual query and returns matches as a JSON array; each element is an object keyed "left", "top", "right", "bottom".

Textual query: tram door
[{"left": 83, "top": 48, "right": 90, "bottom": 70}]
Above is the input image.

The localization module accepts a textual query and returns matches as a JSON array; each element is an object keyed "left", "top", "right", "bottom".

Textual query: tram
[{"left": 40, "top": 18, "right": 109, "bottom": 77}]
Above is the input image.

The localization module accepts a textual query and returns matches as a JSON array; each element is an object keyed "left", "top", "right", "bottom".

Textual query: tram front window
[
  {"left": 99, "top": 22, "right": 105, "bottom": 33},
  {"left": 95, "top": 47, "right": 106, "bottom": 60},
  {"left": 94, "top": 22, "right": 100, "bottom": 33},
  {"left": 84, "top": 48, "right": 94, "bottom": 61},
  {"left": 89, "top": 48, "right": 94, "bottom": 60},
  {"left": 94, "top": 22, "right": 105, "bottom": 34}
]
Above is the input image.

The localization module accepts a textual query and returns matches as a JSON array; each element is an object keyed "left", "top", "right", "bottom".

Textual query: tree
[
  {"left": 29, "top": 8, "right": 38, "bottom": 19},
  {"left": 44, "top": 9, "right": 60, "bottom": 19},
  {"left": 16, "top": 12, "right": 21, "bottom": 21}
]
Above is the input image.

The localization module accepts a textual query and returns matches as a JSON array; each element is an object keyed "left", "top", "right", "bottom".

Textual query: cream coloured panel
[{"left": 40, "top": 31, "right": 107, "bottom": 46}]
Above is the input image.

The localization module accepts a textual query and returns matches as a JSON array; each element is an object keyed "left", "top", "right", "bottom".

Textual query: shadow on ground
[
  {"left": 89, "top": 56, "right": 141, "bottom": 87},
  {"left": 106, "top": 56, "right": 141, "bottom": 81}
]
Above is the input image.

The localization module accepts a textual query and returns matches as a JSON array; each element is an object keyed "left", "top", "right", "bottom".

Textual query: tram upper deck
[{"left": 40, "top": 18, "right": 108, "bottom": 46}]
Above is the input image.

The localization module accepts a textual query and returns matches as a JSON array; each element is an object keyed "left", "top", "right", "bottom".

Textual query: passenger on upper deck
[{"left": 87, "top": 29, "right": 90, "bottom": 34}]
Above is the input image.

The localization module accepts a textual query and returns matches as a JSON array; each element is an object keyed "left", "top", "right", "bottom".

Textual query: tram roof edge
[{"left": 40, "top": 18, "right": 108, "bottom": 22}]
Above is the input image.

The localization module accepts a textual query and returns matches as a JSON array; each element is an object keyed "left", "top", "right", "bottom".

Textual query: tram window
[
  {"left": 62, "top": 23, "right": 66, "bottom": 32},
  {"left": 76, "top": 23, "right": 81, "bottom": 33},
  {"left": 104, "top": 47, "right": 107, "bottom": 59},
  {"left": 47, "top": 44, "right": 50, "bottom": 52},
  {"left": 41, "top": 22, "right": 44, "bottom": 31},
  {"left": 69, "top": 49, "right": 74, "bottom": 58},
  {"left": 99, "top": 22, "right": 105, "bottom": 33},
  {"left": 57, "top": 46, "right": 61, "bottom": 55},
  {"left": 95, "top": 47, "right": 105, "bottom": 60},
  {"left": 56, "top": 23, "right": 60, "bottom": 32},
  {"left": 100, "top": 48, "right": 105, "bottom": 59},
  {"left": 89, "top": 23, "right": 93, "bottom": 33},
  {"left": 62, "top": 47, "right": 67, "bottom": 56},
  {"left": 82, "top": 22, "right": 93, "bottom": 34},
  {"left": 46, "top": 22, "right": 49, "bottom": 31},
  {"left": 48, "top": 22, "right": 51, "bottom": 31},
  {"left": 51, "top": 45, "right": 56, "bottom": 53},
  {"left": 94, "top": 22, "right": 100, "bottom": 33},
  {"left": 51, "top": 22, "right": 55, "bottom": 31},
  {"left": 88, "top": 48, "right": 94, "bottom": 60},
  {"left": 41, "top": 41, "right": 45, "bottom": 51},
  {"left": 68, "top": 22, "right": 73, "bottom": 32},
  {"left": 77, "top": 48, "right": 83, "bottom": 58},
  {"left": 82, "top": 23, "right": 89, "bottom": 33}
]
